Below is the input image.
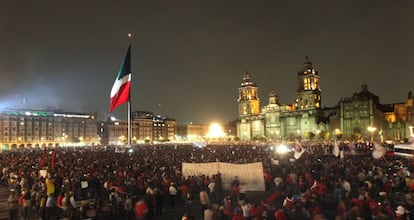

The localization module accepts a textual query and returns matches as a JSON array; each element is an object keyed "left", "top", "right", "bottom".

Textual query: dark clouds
[{"left": 1, "top": 0, "right": 413, "bottom": 124}]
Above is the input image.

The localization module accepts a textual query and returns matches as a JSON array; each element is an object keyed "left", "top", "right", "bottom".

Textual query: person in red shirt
[
  {"left": 223, "top": 196, "right": 233, "bottom": 218},
  {"left": 57, "top": 191, "right": 64, "bottom": 207},
  {"left": 274, "top": 207, "right": 287, "bottom": 220},
  {"left": 135, "top": 197, "right": 148, "bottom": 219},
  {"left": 336, "top": 198, "right": 347, "bottom": 217}
]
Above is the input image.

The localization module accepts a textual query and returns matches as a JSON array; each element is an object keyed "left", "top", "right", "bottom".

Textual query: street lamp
[
  {"left": 367, "top": 126, "right": 377, "bottom": 142},
  {"left": 334, "top": 129, "right": 342, "bottom": 139}
]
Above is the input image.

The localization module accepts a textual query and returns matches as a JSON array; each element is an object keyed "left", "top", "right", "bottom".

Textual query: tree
[{"left": 305, "top": 132, "right": 315, "bottom": 140}]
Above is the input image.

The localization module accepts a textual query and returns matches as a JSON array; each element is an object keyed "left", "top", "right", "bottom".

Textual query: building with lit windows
[
  {"left": 237, "top": 72, "right": 265, "bottom": 140},
  {"left": 237, "top": 57, "right": 414, "bottom": 142},
  {"left": 99, "top": 111, "right": 176, "bottom": 144},
  {"left": 132, "top": 111, "right": 176, "bottom": 142},
  {"left": 132, "top": 111, "right": 154, "bottom": 141},
  {"left": 332, "top": 85, "right": 414, "bottom": 142},
  {"left": 152, "top": 115, "right": 176, "bottom": 142},
  {"left": 238, "top": 57, "right": 325, "bottom": 141},
  {"left": 98, "top": 120, "right": 139, "bottom": 145},
  {"left": 0, "top": 109, "right": 98, "bottom": 149},
  {"left": 164, "top": 118, "right": 176, "bottom": 141}
]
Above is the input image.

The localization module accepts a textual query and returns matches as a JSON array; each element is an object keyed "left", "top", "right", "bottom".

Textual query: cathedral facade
[{"left": 237, "top": 58, "right": 414, "bottom": 142}]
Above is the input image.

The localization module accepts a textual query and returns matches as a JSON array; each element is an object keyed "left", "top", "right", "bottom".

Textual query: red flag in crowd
[
  {"left": 51, "top": 146, "right": 58, "bottom": 169},
  {"left": 40, "top": 145, "right": 47, "bottom": 167}
]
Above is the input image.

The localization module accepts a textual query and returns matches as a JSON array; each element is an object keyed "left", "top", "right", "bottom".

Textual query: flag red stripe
[
  {"left": 109, "top": 45, "right": 131, "bottom": 112},
  {"left": 110, "top": 81, "right": 131, "bottom": 112}
]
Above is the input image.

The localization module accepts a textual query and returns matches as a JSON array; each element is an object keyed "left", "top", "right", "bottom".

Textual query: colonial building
[
  {"left": 152, "top": 115, "right": 176, "bottom": 142},
  {"left": 237, "top": 72, "right": 265, "bottom": 140},
  {"left": 99, "top": 111, "right": 177, "bottom": 144},
  {"left": 334, "top": 85, "right": 414, "bottom": 142},
  {"left": 237, "top": 57, "right": 414, "bottom": 142},
  {"left": 98, "top": 120, "right": 139, "bottom": 145},
  {"left": 132, "top": 111, "right": 154, "bottom": 141},
  {"left": 132, "top": 111, "right": 176, "bottom": 142},
  {"left": 0, "top": 109, "right": 98, "bottom": 148},
  {"left": 237, "top": 57, "right": 326, "bottom": 141}
]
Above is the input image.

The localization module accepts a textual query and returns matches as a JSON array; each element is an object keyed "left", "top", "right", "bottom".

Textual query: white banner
[{"left": 182, "top": 162, "right": 265, "bottom": 191}]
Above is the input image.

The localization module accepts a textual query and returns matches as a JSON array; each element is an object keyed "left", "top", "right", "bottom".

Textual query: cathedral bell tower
[
  {"left": 295, "top": 56, "right": 321, "bottom": 110},
  {"left": 268, "top": 90, "right": 279, "bottom": 105},
  {"left": 238, "top": 71, "right": 260, "bottom": 117}
]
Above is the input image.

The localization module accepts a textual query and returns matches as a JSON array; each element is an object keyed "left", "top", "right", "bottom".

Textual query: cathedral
[{"left": 237, "top": 57, "right": 414, "bottom": 142}]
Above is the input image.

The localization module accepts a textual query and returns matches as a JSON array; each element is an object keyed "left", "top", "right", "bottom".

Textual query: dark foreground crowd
[{"left": 1, "top": 142, "right": 414, "bottom": 220}]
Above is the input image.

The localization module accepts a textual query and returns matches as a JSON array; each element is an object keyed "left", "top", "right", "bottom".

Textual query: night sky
[{"left": 1, "top": 1, "right": 413, "bottom": 124}]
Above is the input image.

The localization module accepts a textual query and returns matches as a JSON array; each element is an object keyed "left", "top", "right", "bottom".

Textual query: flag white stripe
[{"left": 110, "top": 73, "right": 131, "bottom": 98}]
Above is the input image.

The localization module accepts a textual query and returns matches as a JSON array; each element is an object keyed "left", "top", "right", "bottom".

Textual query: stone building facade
[{"left": 237, "top": 57, "right": 414, "bottom": 142}]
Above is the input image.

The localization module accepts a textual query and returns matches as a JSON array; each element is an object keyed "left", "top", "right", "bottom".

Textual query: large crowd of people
[{"left": 1, "top": 141, "right": 414, "bottom": 220}]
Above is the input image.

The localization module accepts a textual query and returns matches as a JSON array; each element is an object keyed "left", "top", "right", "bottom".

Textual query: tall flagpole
[{"left": 127, "top": 33, "right": 132, "bottom": 147}]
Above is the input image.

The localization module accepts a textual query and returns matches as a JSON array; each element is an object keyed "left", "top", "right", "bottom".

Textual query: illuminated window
[{"left": 304, "top": 78, "right": 310, "bottom": 90}]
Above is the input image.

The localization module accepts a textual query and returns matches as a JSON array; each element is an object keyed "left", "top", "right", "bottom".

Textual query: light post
[
  {"left": 367, "top": 126, "right": 377, "bottom": 142},
  {"left": 334, "top": 128, "right": 342, "bottom": 140},
  {"left": 316, "top": 130, "right": 321, "bottom": 140}
]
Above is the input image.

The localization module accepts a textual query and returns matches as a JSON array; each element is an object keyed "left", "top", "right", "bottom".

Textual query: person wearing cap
[
  {"left": 232, "top": 206, "right": 243, "bottom": 220},
  {"left": 395, "top": 205, "right": 406, "bottom": 220}
]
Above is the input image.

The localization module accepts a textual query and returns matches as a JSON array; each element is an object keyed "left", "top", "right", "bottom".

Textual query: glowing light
[
  {"left": 276, "top": 144, "right": 290, "bottom": 154},
  {"left": 367, "top": 126, "right": 377, "bottom": 141},
  {"left": 206, "top": 123, "right": 225, "bottom": 138},
  {"left": 334, "top": 128, "right": 341, "bottom": 135}
]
